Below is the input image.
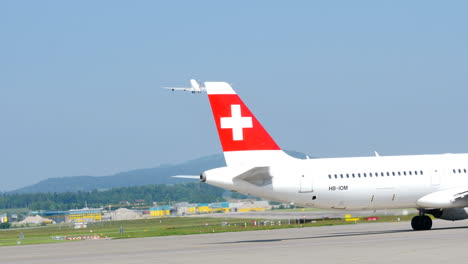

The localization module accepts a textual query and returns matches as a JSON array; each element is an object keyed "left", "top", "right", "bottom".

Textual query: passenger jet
[{"left": 171, "top": 81, "right": 468, "bottom": 231}]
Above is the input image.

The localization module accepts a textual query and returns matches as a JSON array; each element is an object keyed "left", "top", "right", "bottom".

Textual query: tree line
[{"left": 0, "top": 183, "right": 225, "bottom": 210}]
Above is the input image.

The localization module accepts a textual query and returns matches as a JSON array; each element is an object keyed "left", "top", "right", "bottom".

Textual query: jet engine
[{"left": 428, "top": 208, "right": 468, "bottom": 221}]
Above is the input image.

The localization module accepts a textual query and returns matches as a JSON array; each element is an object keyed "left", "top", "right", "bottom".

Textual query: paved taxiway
[
  {"left": 192, "top": 208, "right": 418, "bottom": 219},
  {"left": 2, "top": 219, "right": 468, "bottom": 264}
]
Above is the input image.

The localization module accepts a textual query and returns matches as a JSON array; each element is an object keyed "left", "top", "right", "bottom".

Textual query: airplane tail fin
[
  {"left": 190, "top": 79, "right": 201, "bottom": 91},
  {"left": 205, "top": 82, "right": 295, "bottom": 167}
]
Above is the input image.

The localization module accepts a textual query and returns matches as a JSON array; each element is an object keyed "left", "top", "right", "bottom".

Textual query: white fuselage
[{"left": 204, "top": 153, "right": 468, "bottom": 210}]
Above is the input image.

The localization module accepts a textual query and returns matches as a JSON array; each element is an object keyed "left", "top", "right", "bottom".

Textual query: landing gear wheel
[{"left": 411, "top": 215, "right": 432, "bottom": 231}]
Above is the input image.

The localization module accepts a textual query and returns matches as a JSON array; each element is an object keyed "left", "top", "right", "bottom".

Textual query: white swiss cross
[{"left": 220, "top": 104, "right": 253, "bottom": 141}]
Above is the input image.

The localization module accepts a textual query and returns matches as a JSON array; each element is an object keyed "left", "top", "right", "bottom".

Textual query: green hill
[{"left": 12, "top": 151, "right": 308, "bottom": 194}]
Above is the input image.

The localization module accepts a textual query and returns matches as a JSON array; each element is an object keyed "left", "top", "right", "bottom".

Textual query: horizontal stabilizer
[
  {"left": 171, "top": 175, "right": 200, "bottom": 180},
  {"left": 233, "top": 167, "right": 272, "bottom": 187}
]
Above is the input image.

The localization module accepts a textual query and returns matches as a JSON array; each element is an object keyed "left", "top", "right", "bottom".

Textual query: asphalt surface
[
  {"left": 190, "top": 208, "right": 418, "bottom": 219},
  {"left": 3, "top": 219, "right": 468, "bottom": 264}
]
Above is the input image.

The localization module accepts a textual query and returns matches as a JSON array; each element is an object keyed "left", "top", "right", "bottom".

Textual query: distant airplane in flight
[
  {"left": 164, "top": 79, "right": 205, "bottom": 93},
  {"left": 171, "top": 80, "right": 468, "bottom": 231}
]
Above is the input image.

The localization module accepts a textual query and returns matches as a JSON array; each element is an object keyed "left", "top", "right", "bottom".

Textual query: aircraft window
[
  {"left": 340, "top": 174, "right": 344, "bottom": 178},
  {"left": 358, "top": 173, "right": 361, "bottom": 177},
  {"left": 364, "top": 173, "right": 367, "bottom": 177},
  {"left": 415, "top": 171, "right": 418, "bottom": 175},
  {"left": 328, "top": 175, "right": 331, "bottom": 179},
  {"left": 346, "top": 174, "right": 349, "bottom": 178},
  {"left": 453, "top": 169, "right": 456, "bottom": 174},
  {"left": 459, "top": 169, "right": 462, "bottom": 173},
  {"left": 397, "top": 172, "right": 400, "bottom": 176},
  {"left": 420, "top": 171, "right": 424, "bottom": 175},
  {"left": 381, "top": 172, "right": 384, "bottom": 177},
  {"left": 465, "top": 169, "right": 467, "bottom": 173},
  {"left": 392, "top": 172, "right": 395, "bottom": 176},
  {"left": 369, "top": 173, "right": 373, "bottom": 177},
  {"left": 409, "top": 171, "right": 412, "bottom": 175},
  {"left": 334, "top": 174, "right": 338, "bottom": 179},
  {"left": 352, "top": 173, "right": 355, "bottom": 178},
  {"left": 386, "top": 172, "right": 390, "bottom": 176}
]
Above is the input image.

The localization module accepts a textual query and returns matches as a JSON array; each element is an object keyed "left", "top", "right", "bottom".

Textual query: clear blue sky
[{"left": 1, "top": 1, "right": 467, "bottom": 191}]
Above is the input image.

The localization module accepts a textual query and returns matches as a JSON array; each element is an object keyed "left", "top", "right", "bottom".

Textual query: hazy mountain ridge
[{"left": 12, "top": 151, "right": 308, "bottom": 194}]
